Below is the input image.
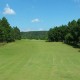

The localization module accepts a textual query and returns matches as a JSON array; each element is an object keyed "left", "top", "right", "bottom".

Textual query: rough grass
[
  {"left": 0, "top": 43, "right": 6, "bottom": 47},
  {"left": 0, "top": 39, "right": 80, "bottom": 80}
]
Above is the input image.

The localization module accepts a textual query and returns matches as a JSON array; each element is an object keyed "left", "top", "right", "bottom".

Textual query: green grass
[{"left": 0, "top": 39, "right": 80, "bottom": 80}]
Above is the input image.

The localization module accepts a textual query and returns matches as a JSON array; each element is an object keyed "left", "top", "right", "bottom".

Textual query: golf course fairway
[{"left": 0, "top": 39, "right": 80, "bottom": 80}]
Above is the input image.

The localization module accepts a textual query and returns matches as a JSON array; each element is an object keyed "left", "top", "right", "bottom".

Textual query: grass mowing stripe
[{"left": 0, "top": 39, "right": 80, "bottom": 80}]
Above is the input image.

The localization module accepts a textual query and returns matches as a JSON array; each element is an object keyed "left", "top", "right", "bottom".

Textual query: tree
[
  {"left": 0, "top": 17, "right": 21, "bottom": 42},
  {"left": 48, "top": 25, "right": 67, "bottom": 42},
  {"left": 65, "top": 33, "right": 73, "bottom": 44},
  {"left": 68, "top": 20, "right": 77, "bottom": 27},
  {"left": 21, "top": 31, "right": 48, "bottom": 40},
  {"left": 13, "top": 27, "right": 21, "bottom": 40},
  {"left": 48, "top": 28, "right": 55, "bottom": 41},
  {"left": 48, "top": 18, "right": 80, "bottom": 46},
  {"left": 0, "top": 25, "right": 5, "bottom": 42}
]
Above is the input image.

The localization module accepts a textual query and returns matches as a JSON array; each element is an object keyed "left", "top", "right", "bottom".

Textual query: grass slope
[{"left": 0, "top": 39, "right": 80, "bottom": 80}]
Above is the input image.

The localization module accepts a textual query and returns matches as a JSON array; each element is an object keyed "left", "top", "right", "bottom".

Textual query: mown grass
[{"left": 0, "top": 39, "right": 80, "bottom": 80}]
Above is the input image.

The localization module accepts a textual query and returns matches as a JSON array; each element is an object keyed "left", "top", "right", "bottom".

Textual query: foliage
[
  {"left": 65, "top": 33, "right": 73, "bottom": 44},
  {"left": 0, "top": 17, "right": 21, "bottom": 42},
  {"left": 48, "top": 19, "right": 80, "bottom": 46},
  {"left": 21, "top": 31, "right": 48, "bottom": 40},
  {"left": 13, "top": 27, "right": 21, "bottom": 40}
]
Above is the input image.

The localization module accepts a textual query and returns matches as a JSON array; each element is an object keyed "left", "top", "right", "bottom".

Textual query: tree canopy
[
  {"left": 21, "top": 31, "right": 48, "bottom": 40},
  {"left": 0, "top": 17, "right": 21, "bottom": 42},
  {"left": 48, "top": 19, "right": 80, "bottom": 46}
]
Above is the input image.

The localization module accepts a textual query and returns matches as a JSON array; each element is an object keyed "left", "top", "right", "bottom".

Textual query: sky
[{"left": 0, "top": 0, "right": 80, "bottom": 31}]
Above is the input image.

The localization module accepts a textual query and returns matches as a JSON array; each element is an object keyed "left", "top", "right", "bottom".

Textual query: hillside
[{"left": 21, "top": 31, "right": 48, "bottom": 40}]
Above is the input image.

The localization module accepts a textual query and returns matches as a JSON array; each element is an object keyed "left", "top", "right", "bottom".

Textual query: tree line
[
  {"left": 21, "top": 31, "right": 48, "bottom": 40},
  {"left": 0, "top": 17, "right": 21, "bottom": 42},
  {"left": 48, "top": 19, "right": 80, "bottom": 46},
  {"left": 1, "top": 16, "right": 80, "bottom": 46}
]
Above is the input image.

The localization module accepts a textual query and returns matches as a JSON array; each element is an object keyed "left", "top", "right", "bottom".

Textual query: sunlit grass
[{"left": 0, "top": 39, "right": 80, "bottom": 80}]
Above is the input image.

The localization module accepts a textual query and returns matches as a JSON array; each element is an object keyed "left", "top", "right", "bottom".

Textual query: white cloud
[
  {"left": 31, "top": 18, "right": 40, "bottom": 23},
  {"left": 3, "top": 4, "right": 15, "bottom": 15}
]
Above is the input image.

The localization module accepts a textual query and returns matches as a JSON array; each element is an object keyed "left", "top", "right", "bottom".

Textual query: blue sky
[{"left": 0, "top": 0, "right": 80, "bottom": 31}]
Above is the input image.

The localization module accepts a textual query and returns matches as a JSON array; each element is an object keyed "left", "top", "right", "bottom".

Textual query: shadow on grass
[
  {"left": 63, "top": 43, "right": 80, "bottom": 52},
  {"left": 0, "top": 43, "right": 6, "bottom": 47},
  {"left": 46, "top": 40, "right": 80, "bottom": 52},
  {"left": 79, "top": 50, "right": 80, "bottom": 52}
]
